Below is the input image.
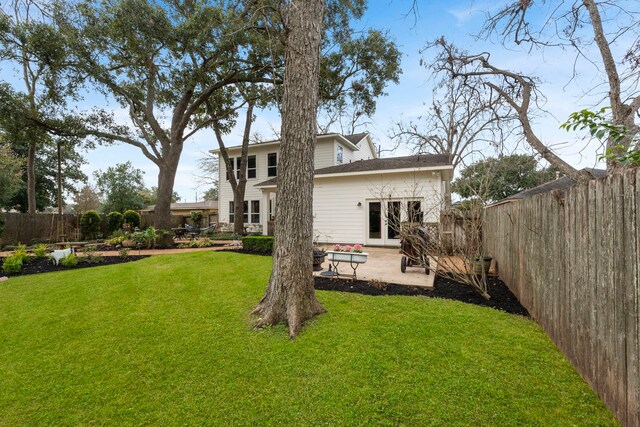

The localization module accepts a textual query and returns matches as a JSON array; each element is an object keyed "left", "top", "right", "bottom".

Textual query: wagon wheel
[
  {"left": 423, "top": 255, "right": 430, "bottom": 275},
  {"left": 401, "top": 256, "right": 407, "bottom": 273}
]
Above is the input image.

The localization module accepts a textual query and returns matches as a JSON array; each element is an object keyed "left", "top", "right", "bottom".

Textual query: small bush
[
  {"left": 33, "top": 244, "right": 49, "bottom": 258},
  {"left": 123, "top": 210, "right": 141, "bottom": 229},
  {"left": 106, "top": 211, "right": 124, "bottom": 233},
  {"left": 2, "top": 255, "right": 23, "bottom": 274},
  {"left": 190, "top": 210, "right": 204, "bottom": 228},
  {"left": 107, "top": 235, "right": 127, "bottom": 246},
  {"left": 131, "top": 226, "right": 157, "bottom": 249},
  {"left": 80, "top": 246, "right": 103, "bottom": 264},
  {"left": 13, "top": 245, "right": 30, "bottom": 264},
  {"left": 59, "top": 253, "right": 78, "bottom": 268},
  {"left": 241, "top": 236, "right": 274, "bottom": 255},
  {"left": 177, "top": 238, "right": 215, "bottom": 249},
  {"left": 81, "top": 210, "right": 102, "bottom": 240},
  {"left": 118, "top": 247, "right": 130, "bottom": 258}
]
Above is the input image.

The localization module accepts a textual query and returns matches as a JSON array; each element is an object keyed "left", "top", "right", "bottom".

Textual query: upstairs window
[
  {"left": 247, "top": 155, "right": 256, "bottom": 179},
  {"left": 267, "top": 153, "right": 277, "bottom": 177},
  {"left": 336, "top": 145, "right": 344, "bottom": 164},
  {"left": 226, "top": 156, "right": 257, "bottom": 180}
]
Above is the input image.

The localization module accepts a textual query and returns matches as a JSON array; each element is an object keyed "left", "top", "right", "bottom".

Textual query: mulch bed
[
  {"left": 314, "top": 275, "right": 529, "bottom": 316},
  {"left": 0, "top": 256, "right": 149, "bottom": 277}
]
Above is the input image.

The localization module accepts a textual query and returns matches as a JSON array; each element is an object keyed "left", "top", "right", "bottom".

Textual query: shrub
[
  {"left": 241, "top": 236, "right": 274, "bottom": 255},
  {"left": 59, "top": 253, "right": 78, "bottom": 268},
  {"left": 80, "top": 246, "right": 103, "bottom": 264},
  {"left": 177, "top": 238, "right": 215, "bottom": 249},
  {"left": 118, "top": 247, "right": 130, "bottom": 258},
  {"left": 190, "top": 211, "right": 204, "bottom": 229},
  {"left": 107, "top": 235, "right": 126, "bottom": 246},
  {"left": 13, "top": 245, "right": 30, "bottom": 264},
  {"left": 131, "top": 226, "right": 158, "bottom": 249},
  {"left": 0, "top": 211, "right": 5, "bottom": 237},
  {"left": 1, "top": 255, "right": 23, "bottom": 274},
  {"left": 106, "top": 211, "right": 124, "bottom": 233},
  {"left": 33, "top": 244, "right": 49, "bottom": 258},
  {"left": 122, "top": 210, "right": 141, "bottom": 229},
  {"left": 80, "top": 210, "right": 102, "bottom": 240}
]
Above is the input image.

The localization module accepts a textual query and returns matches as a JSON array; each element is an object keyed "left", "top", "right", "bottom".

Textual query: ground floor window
[
  {"left": 251, "top": 200, "right": 260, "bottom": 223},
  {"left": 229, "top": 200, "right": 260, "bottom": 224}
]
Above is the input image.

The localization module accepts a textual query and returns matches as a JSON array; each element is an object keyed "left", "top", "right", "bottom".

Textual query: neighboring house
[
  {"left": 213, "top": 132, "right": 453, "bottom": 246},
  {"left": 140, "top": 201, "right": 218, "bottom": 226},
  {"left": 487, "top": 168, "right": 607, "bottom": 208}
]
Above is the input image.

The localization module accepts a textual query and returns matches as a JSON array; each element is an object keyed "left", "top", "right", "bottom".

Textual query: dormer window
[
  {"left": 336, "top": 145, "right": 343, "bottom": 164},
  {"left": 267, "top": 152, "right": 277, "bottom": 177}
]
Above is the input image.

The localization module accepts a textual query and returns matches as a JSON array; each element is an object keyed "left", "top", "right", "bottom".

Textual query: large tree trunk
[
  {"left": 27, "top": 142, "right": 36, "bottom": 214},
  {"left": 233, "top": 181, "right": 246, "bottom": 235},
  {"left": 154, "top": 148, "right": 182, "bottom": 230},
  {"left": 252, "top": 0, "right": 326, "bottom": 339},
  {"left": 56, "top": 140, "right": 63, "bottom": 240}
]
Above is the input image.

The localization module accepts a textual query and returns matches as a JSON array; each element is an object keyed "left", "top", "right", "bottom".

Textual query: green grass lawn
[{"left": 0, "top": 252, "right": 617, "bottom": 426}]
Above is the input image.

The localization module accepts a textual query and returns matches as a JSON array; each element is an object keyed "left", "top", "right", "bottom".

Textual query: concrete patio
[{"left": 313, "top": 246, "right": 435, "bottom": 288}]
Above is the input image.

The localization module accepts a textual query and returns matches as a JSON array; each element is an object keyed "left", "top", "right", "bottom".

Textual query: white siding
[
  {"left": 312, "top": 171, "right": 443, "bottom": 245},
  {"left": 314, "top": 140, "right": 335, "bottom": 169},
  {"left": 339, "top": 142, "right": 355, "bottom": 164},
  {"left": 352, "top": 135, "right": 376, "bottom": 161},
  {"left": 218, "top": 144, "right": 280, "bottom": 227}
]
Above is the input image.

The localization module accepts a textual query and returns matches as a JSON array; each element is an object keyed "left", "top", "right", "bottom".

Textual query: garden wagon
[{"left": 400, "top": 226, "right": 431, "bottom": 275}]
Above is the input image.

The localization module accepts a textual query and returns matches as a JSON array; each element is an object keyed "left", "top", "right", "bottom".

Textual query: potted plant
[
  {"left": 312, "top": 247, "right": 326, "bottom": 271},
  {"left": 326, "top": 244, "right": 368, "bottom": 263},
  {"left": 473, "top": 255, "right": 493, "bottom": 275}
]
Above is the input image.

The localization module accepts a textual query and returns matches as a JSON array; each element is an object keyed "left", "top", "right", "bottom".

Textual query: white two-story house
[{"left": 213, "top": 132, "right": 453, "bottom": 246}]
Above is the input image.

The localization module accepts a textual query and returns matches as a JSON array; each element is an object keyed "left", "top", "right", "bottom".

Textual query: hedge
[
  {"left": 123, "top": 210, "right": 141, "bottom": 229},
  {"left": 80, "top": 210, "right": 101, "bottom": 239},
  {"left": 241, "top": 235, "right": 274, "bottom": 255}
]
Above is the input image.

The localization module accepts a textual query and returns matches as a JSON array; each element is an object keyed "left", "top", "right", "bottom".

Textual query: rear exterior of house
[{"left": 213, "top": 133, "right": 453, "bottom": 246}]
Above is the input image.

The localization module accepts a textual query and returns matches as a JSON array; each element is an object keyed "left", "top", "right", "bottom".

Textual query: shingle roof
[
  {"left": 255, "top": 154, "right": 452, "bottom": 187},
  {"left": 500, "top": 168, "right": 607, "bottom": 202},
  {"left": 342, "top": 132, "right": 368, "bottom": 145}
]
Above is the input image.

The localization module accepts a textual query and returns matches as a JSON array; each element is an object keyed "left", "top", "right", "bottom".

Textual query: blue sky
[{"left": 3, "top": 0, "right": 632, "bottom": 202}]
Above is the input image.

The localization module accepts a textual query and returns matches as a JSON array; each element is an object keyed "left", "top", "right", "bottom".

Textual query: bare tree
[
  {"left": 252, "top": 0, "right": 326, "bottom": 339},
  {"left": 431, "top": 38, "right": 593, "bottom": 182},
  {"left": 391, "top": 56, "right": 512, "bottom": 169},
  {"left": 390, "top": 56, "right": 516, "bottom": 206},
  {"left": 478, "top": 0, "right": 640, "bottom": 172}
]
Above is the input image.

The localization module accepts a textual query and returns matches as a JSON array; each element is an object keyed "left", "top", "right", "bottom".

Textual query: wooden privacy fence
[
  {"left": 0, "top": 213, "right": 80, "bottom": 245},
  {"left": 484, "top": 170, "right": 640, "bottom": 426}
]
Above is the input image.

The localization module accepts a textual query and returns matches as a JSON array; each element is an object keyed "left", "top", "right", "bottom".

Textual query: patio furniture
[{"left": 172, "top": 228, "right": 187, "bottom": 239}]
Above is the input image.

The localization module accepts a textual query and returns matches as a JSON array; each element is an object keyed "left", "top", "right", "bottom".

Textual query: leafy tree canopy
[
  {"left": 1, "top": 132, "right": 87, "bottom": 212},
  {"left": 139, "top": 186, "right": 180, "bottom": 207},
  {"left": 94, "top": 162, "right": 146, "bottom": 213},
  {"left": 0, "top": 139, "right": 24, "bottom": 206},
  {"left": 452, "top": 154, "right": 557, "bottom": 203}
]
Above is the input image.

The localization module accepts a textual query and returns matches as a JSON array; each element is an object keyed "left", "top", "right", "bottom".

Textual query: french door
[{"left": 366, "top": 200, "right": 402, "bottom": 246}]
